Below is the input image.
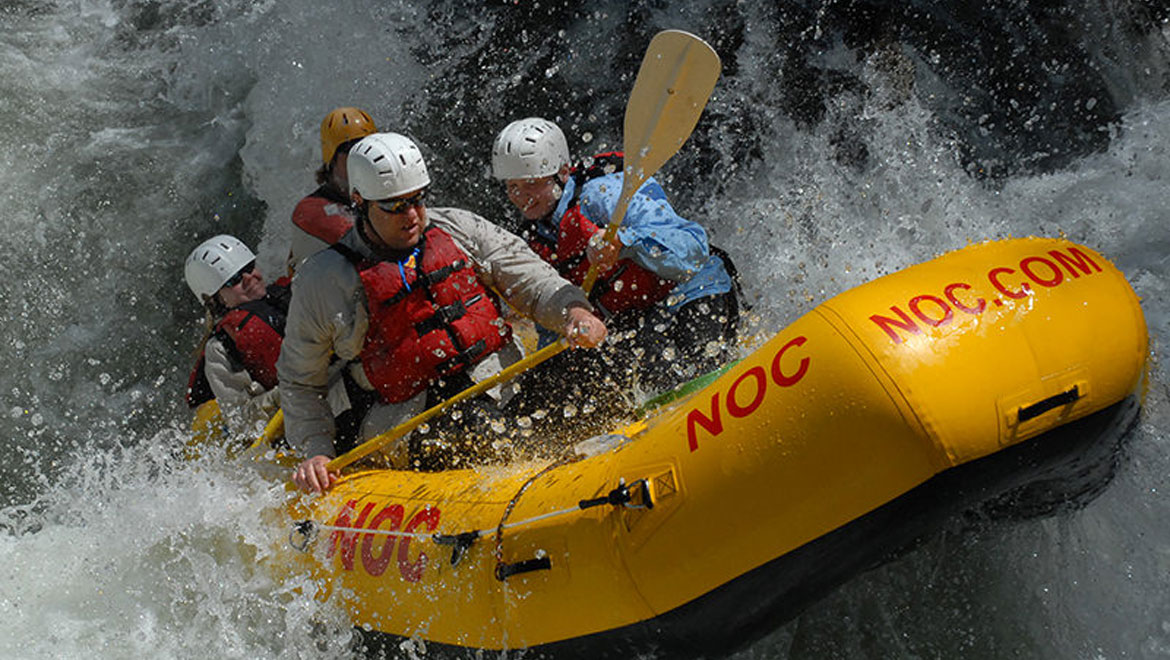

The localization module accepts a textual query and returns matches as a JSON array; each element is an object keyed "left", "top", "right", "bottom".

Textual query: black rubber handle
[{"left": 1018, "top": 386, "right": 1080, "bottom": 422}]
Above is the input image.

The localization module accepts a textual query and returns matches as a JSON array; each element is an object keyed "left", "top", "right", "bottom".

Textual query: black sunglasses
[
  {"left": 223, "top": 261, "right": 256, "bottom": 288},
  {"left": 374, "top": 187, "right": 428, "bottom": 214}
]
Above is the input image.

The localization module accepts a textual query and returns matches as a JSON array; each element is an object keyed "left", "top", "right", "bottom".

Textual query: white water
[{"left": 0, "top": 1, "right": 1167, "bottom": 657}]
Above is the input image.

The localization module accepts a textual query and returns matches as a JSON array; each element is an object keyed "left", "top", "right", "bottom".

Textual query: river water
[{"left": 1, "top": 1, "right": 1168, "bottom": 657}]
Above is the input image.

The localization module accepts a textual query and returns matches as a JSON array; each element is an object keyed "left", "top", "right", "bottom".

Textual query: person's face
[
  {"left": 364, "top": 188, "right": 429, "bottom": 250},
  {"left": 505, "top": 176, "right": 560, "bottom": 220},
  {"left": 218, "top": 262, "right": 266, "bottom": 308}
]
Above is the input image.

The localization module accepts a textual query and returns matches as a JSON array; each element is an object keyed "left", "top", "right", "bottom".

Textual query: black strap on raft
[
  {"left": 1018, "top": 386, "right": 1081, "bottom": 422},
  {"left": 578, "top": 478, "right": 654, "bottom": 511},
  {"left": 493, "top": 458, "right": 578, "bottom": 582},
  {"left": 433, "top": 530, "right": 481, "bottom": 567},
  {"left": 289, "top": 520, "right": 317, "bottom": 553},
  {"left": 495, "top": 556, "right": 552, "bottom": 581}
]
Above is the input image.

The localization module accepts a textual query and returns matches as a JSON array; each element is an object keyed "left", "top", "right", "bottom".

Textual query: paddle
[
  {"left": 316, "top": 30, "right": 721, "bottom": 474},
  {"left": 579, "top": 29, "right": 722, "bottom": 294}
]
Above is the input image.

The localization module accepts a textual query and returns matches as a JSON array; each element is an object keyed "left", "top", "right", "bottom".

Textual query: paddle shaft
[{"left": 327, "top": 339, "right": 567, "bottom": 471}]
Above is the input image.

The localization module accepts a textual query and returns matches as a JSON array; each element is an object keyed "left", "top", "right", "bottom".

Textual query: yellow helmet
[{"left": 320, "top": 107, "right": 376, "bottom": 165}]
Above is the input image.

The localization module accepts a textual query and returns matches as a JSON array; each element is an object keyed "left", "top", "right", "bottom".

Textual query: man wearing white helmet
[
  {"left": 287, "top": 106, "right": 378, "bottom": 273},
  {"left": 279, "top": 132, "right": 607, "bottom": 493},
  {"left": 491, "top": 118, "right": 739, "bottom": 404}
]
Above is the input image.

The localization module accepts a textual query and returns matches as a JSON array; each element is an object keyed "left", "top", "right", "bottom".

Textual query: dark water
[{"left": 0, "top": 1, "right": 1167, "bottom": 657}]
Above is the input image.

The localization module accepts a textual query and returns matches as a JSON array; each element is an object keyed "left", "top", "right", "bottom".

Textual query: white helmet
[
  {"left": 347, "top": 132, "right": 431, "bottom": 200},
  {"left": 184, "top": 234, "right": 255, "bottom": 302},
  {"left": 491, "top": 117, "right": 569, "bottom": 180}
]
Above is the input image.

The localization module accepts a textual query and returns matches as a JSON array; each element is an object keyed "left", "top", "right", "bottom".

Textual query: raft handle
[
  {"left": 495, "top": 555, "right": 552, "bottom": 581},
  {"left": 433, "top": 530, "right": 481, "bottom": 567},
  {"left": 578, "top": 478, "right": 654, "bottom": 511},
  {"left": 289, "top": 520, "right": 317, "bottom": 553},
  {"left": 1018, "top": 386, "right": 1081, "bottom": 423}
]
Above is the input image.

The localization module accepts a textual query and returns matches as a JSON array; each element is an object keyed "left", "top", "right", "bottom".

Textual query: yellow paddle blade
[
  {"left": 583, "top": 29, "right": 722, "bottom": 294},
  {"left": 622, "top": 29, "right": 721, "bottom": 192}
]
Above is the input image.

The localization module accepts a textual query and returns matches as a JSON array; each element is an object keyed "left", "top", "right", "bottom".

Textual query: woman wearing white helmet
[
  {"left": 185, "top": 235, "right": 354, "bottom": 444},
  {"left": 491, "top": 118, "right": 740, "bottom": 404},
  {"left": 184, "top": 234, "right": 287, "bottom": 439},
  {"left": 278, "top": 132, "right": 607, "bottom": 493}
]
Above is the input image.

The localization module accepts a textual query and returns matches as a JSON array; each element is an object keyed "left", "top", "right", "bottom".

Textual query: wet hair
[
  {"left": 315, "top": 139, "right": 362, "bottom": 186},
  {"left": 190, "top": 295, "right": 228, "bottom": 361}
]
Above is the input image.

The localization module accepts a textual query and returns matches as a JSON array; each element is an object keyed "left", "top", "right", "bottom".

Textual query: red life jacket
[
  {"left": 529, "top": 152, "right": 676, "bottom": 317},
  {"left": 185, "top": 280, "right": 290, "bottom": 408},
  {"left": 292, "top": 186, "right": 354, "bottom": 245},
  {"left": 335, "top": 227, "right": 512, "bottom": 404}
]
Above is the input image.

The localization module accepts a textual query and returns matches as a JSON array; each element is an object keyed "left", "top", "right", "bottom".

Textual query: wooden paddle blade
[{"left": 622, "top": 30, "right": 721, "bottom": 188}]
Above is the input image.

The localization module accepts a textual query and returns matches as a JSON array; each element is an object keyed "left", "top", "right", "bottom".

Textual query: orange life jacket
[{"left": 292, "top": 186, "right": 354, "bottom": 245}]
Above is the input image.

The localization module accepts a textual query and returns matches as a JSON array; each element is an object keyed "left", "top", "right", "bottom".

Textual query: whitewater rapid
[{"left": 0, "top": 1, "right": 1167, "bottom": 657}]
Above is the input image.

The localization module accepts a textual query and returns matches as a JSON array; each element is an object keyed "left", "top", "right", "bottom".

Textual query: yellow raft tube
[{"left": 271, "top": 237, "right": 1147, "bottom": 656}]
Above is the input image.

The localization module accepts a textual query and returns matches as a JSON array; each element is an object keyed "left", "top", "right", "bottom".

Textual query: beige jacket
[{"left": 277, "top": 207, "right": 590, "bottom": 459}]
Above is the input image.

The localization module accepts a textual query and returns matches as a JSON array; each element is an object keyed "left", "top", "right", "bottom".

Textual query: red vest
[
  {"left": 530, "top": 152, "right": 676, "bottom": 317},
  {"left": 292, "top": 187, "right": 354, "bottom": 245},
  {"left": 185, "top": 280, "right": 290, "bottom": 408},
  {"left": 340, "top": 227, "right": 512, "bottom": 404}
]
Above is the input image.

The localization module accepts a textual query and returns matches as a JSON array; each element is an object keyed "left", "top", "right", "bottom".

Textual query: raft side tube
[{"left": 276, "top": 238, "right": 1148, "bottom": 652}]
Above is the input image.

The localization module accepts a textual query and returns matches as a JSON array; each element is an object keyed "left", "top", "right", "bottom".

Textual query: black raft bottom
[{"left": 355, "top": 395, "right": 1141, "bottom": 659}]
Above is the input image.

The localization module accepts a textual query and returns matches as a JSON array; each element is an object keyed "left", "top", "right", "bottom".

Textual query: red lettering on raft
[
  {"left": 687, "top": 336, "right": 810, "bottom": 452},
  {"left": 726, "top": 367, "right": 767, "bottom": 419},
  {"left": 326, "top": 500, "right": 375, "bottom": 571},
  {"left": 329, "top": 503, "right": 443, "bottom": 582},
  {"left": 1048, "top": 247, "right": 1101, "bottom": 278},
  {"left": 869, "top": 306, "right": 922, "bottom": 344},
  {"left": 989, "top": 267, "right": 1032, "bottom": 300},
  {"left": 398, "top": 506, "right": 441, "bottom": 583},
  {"left": 944, "top": 282, "right": 986, "bottom": 315},
  {"left": 868, "top": 247, "right": 1104, "bottom": 345},
  {"left": 360, "top": 504, "right": 404, "bottom": 577},
  {"left": 1020, "top": 256, "right": 1063, "bottom": 288}
]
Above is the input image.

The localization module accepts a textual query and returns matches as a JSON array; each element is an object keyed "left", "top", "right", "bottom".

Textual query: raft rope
[{"left": 288, "top": 474, "right": 653, "bottom": 575}]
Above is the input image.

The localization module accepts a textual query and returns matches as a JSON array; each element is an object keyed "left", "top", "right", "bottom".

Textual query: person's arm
[
  {"left": 432, "top": 208, "right": 605, "bottom": 346},
  {"left": 277, "top": 250, "right": 370, "bottom": 488},
  {"left": 205, "top": 337, "right": 279, "bottom": 438},
  {"left": 579, "top": 174, "right": 710, "bottom": 282}
]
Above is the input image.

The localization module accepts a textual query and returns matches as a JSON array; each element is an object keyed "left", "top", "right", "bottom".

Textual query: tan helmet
[{"left": 320, "top": 107, "right": 376, "bottom": 165}]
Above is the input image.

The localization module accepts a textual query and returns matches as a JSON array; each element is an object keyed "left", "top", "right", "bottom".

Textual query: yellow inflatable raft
[{"left": 271, "top": 237, "right": 1147, "bottom": 656}]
